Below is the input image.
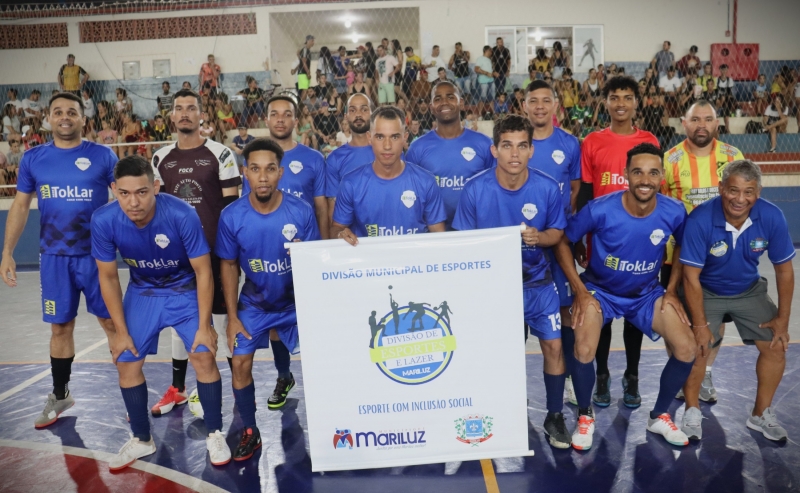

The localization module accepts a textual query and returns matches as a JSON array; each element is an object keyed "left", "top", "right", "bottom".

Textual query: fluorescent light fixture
[{"left": 345, "top": 20, "right": 352, "bottom": 28}]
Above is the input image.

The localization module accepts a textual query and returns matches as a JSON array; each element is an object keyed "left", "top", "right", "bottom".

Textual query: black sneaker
[
  {"left": 543, "top": 412, "right": 571, "bottom": 449},
  {"left": 592, "top": 373, "right": 611, "bottom": 407},
  {"left": 267, "top": 374, "right": 295, "bottom": 409},
  {"left": 622, "top": 374, "right": 642, "bottom": 408},
  {"left": 233, "top": 427, "right": 262, "bottom": 461}
]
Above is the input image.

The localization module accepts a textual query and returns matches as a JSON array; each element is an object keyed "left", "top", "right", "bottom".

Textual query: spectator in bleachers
[
  {"left": 231, "top": 124, "right": 254, "bottom": 169},
  {"left": 652, "top": 40, "right": 674, "bottom": 77},
  {"left": 21, "top": 90, "right": 43, "bottom": 130},
  {"left": 95, "top": 100, "right": 114, "bottom": 133},
  {"left": 238, "top": 76, "right": 266, "bottom": 127},
  {"left": 676, "top": 45, "right": 701, "bottom": 76},
  {"left": 119, "top": 112, "right": 139, "bottom": 156},
  {"left": 659, "top": 66, "right": 683, "bottom": 117},
  {"left": 550, "top": 41, "right": 570, "bottom": 80},
  {"left": 435, "top": 67, "right": 453, "bottom": 85},
  {"left": 493, "top": 92, "right": 510, "bottom": 116},
  {"left": 698, "top": 63, "right": 716, "bottom": 91},
  {"left": 703, "top": 78, "right": 722, "bottom": 113},
  {"left": 333, "top": 46, "right": 350, "bottom": 96},
  {"left": 376, "top": 44, "right": 400, "bottom": 106},
  {"left": 396, "top": 98, "right": 412, "bottom": 126},
  {"left": 0, "top": 147, "right": 8, "bottom": 195},
  {"left": 4, "top": 89, "right": 23, "bottom": 118},
  {"left": 2, "top": 138, "right": 19, "bottom": 196},
  {"left": 200, "top": 112, "right": 216, "bottom": 139},
  {"left": 346, "top": 63, "right": 357, "bottom": 93},
  {"left": 403, "top": 46, "right": 422, "bottom": 97},
  {"left": 320, "top": 91, "right": 342, "bottom": 137},
  {"left": 583, "top": 68, "right": 602, "bottom": 106},
  {"left": 146, "top": 114, "right": 172, "bottom": 158},
  {"left": 214, "top": 95, "right": 235, "bottom": 142},
  {"left": 157, "top": 81, "right": 173, "bottom": 118},
  {"left": 474, "top": 45, "right": 495, "bottom": 117},
  {"left": 522, "top": 66, "right": 539, "bottom": 93},
  {"left": 336, "top": 119, "right": 352, "bottom": 146},
  {"left": 449, "top": 42, "right": 472, "bottom": 101},
  {"left": 640, "top": 67, "right": 658, "bottom": 92},
  {"left": 295, "top": 105, "right": 318, "bottom": 148},
  {"left": 199, "top": 54, "right": 221, "bottom": 97},
  {"left": 115, "top": 88, "right": 133, "bottom": 114},
  {"left": 297, "top": 35, "right": 315, "bottom": 101},
  {"left": 753, "top": 74, "right": 770, "bottom": 116},
  {"left": 414, "top": 98, "right": 435, "bottom": 132},
  {"left": 794, "top": 71, "right": 800, "bottom": 127},
  {"left": 531, "top": 48, "right": 551, "bottom": 76},
  {"left": 569, "top": 94, "right": 593, "bottom": 137},
  {"left": 2, "top": 104, "right": 21, "bottom": 141},
  {"left": 680, "top": 76, "right": 703, "bottom": 112},
  {"left": 96, "top": 118, "right": 118, "bottom": 156},
  {"left": 406, "top": 119, "right": 422, "bottom": 149},
  {"left": 596, "top": 64, "right": 607, "bottom": 84},
  {"left": 639, "top": 85, "right": 674, "bottom": 148},
  {"left": 58, "top": 54, "right": 89, "bottom": 95},
  {"left": 422, "top": 45, "right": 446, "bottom": 73},
  {"left": 21, "top": 124, "right": 44, "bottom": 150},
  {"left": 348, "top": 70, "right": 368, "bottom": 99},
  {"left": 606, "top": 63, "right": 619, "bottom": 77},
  {"left": 410, "top": 70, "right": 432, "bottom": 106},
  {"left": 492, "top": 37, "right": 511, "bottom": 96},
  {"left": 317, "top": 46, "right": 337, "bottom": 87},
  {"left": 316, "top": 73, "right": 337, "bottom": 101},
  {"left": 81, "top": 88, "right": 95, "bottom": 134},
  {"left": 321, "top": 134, "right": 339, "bottom": 158},
  {"left": 361, "top": 42, "right": 379, "bottom": 103},
  {"left": 763, "top": 94, "right": 789, "bottom": 153},
  {"left": 6, "top": 138, "right": 23, "bottom": 167},
  {"left": 182, "top": 81, "right": 192, "bottom": 90},
  {"left": 464, "top": 110, "right": 479, "bottom": 131},
  {"left": 716, "top": 64, "right": 736, "bottom": 130},
  {"left": 390, "top": 40, "right": 407, "bottom": 102},
  {"left": 558, "top": 68, "right": 581, "bottom": 113},
  {"left": 511, "top": 88, "right": 525, "bottom": 115}
]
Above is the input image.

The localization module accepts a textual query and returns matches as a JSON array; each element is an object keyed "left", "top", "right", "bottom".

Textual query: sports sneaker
[
  {"left": 564, "top": 376, "right": 577, "bottom": 406},
  {"left": 699, "top": 371, "right": 718, "bottom": 403},
  {"left": 681, "top": 406, "right": 703, "bottom": 441},
  {"left": 108, "top": 434, "right": 156, "bottom": 471},
  {"left": 151, "top": 386, "right": 188, "bottom": 416},
  {"left": 206, "top": 430, "right": 231, "bottom": 466},
  {"left": 34, "top": 392, "right": 75, "bottom": 429},
  {"left": 188, "top": 389, "right": 204, "bottom": 418},
  {"left": 267, "top": 374, "right": 295, "bottom": 409},
  {"left": 592, "top": 373, "right": 611, "bottom": 407},
  {"left": 747, "top": 407, "right": 788, "bottom": 442},
  {"left": 234, "top": 427, "right": 262, "bottom": 461},
  {"left": 543, "top": 412, "right": 571, "bottom": 449},
  {"left": 647, "top": 413, "right": 689, "bottom": 446},
  {"left": 572, "top": 408, "right": 595, "bottom": 451},
  {"left": 622, "top": 374, "right": 642, "bottom": 409}
]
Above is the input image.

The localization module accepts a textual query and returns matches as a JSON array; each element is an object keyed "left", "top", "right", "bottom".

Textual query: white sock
[
  {"left": 171, "top": 327, "right": 189, "bottom": 360},
  {"left": 212, "top": 314, "right": 231, "bottom": 359},
  {"left": 706, "top": 366, "right": 712, "bottom": 373}
]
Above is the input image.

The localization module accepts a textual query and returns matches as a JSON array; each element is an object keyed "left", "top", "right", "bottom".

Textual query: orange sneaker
[
  {"left": 151, "top": 386, "right": 188, "bottom": 416},
  {"left": 571, "top": 409, "right": 595, "bottom": 450}
]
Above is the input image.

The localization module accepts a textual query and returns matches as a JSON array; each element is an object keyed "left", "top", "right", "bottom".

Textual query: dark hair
[
  {"left": 242, "top": 137, "right": 285, "bottom": 164},
  {"left": 625, "top": 142, "right": 663, "bottom": 168},
  {"left": 370, "top": 105, "right": 406, "bottom": 129},
  {"left": 455, "top": 41, "right": 462, "bottom": 47},
  {"left": 664, "top": 40, "right": 671, "bottom": 47},
  {"left": 266, "top": 95, "right": 298, "bottom": 116},
  {"left": 525, "top": 80, "right": 555, "bottom": 97},
  {"left": 173, "top": 88, "right": 202, "bottom": 106},
  {"left": 154, "top": 113, "right": 164, "bottom": 120},
  {"left": 720, "top": 64, "right": 728, "bottom": 70},
  {"left": 602, "top": 75, "right": 640, "bottom": 99},
  {"left": 391, "top": 39, "right": 402, "bottom": 55},
  {"left": 553, "top": 41, "right": 563, "bottom": 51},
  {"left": 48, "top": 91, "right": 84, "bottom": 115},
  {"left": 492, "top": 114, "right": 533, "bottom": 146},
  {"left": 162, "top": 81, "right": 170, "bottom": 87},
  {"left": 437, "top": 67, "right": 446, "bottom": 73},
  {"left": 114, "top": 154, "right": 154, "bottom": 181},
  {"left": 116, "top": 87, "right": 127, "bottom": 97},
  {"left": 483, "top": 45, "right": 492, "bottom": 53},
  {"left": 690, "top": 45, "right": 698, "bottom": 52},
  {"left": 7, "top": 88, "right": 17, "bottom": 97},
  {"left": 81, "top": 87, "right": 92, "bottom": 97},
  {"left": 431, "top": 80, "right": 461, "bottom": 101},
  {"left": 433, "top": 44, "right": 439, "bottom": 49},
  {"left": 536, "top": 48, "right": 546, "bottom": 59},
  {"left": 496, "top": 37, "right": 503, "bottom": 41}
]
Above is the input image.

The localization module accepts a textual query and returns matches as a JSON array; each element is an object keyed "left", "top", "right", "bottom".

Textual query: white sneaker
[
  {"left": 565, "top": 377, "right": 578, "bottom": 406},
  {"left": 747, "top": 407, "right": 788, "bottom": 442},
  {"left": 572, "top": 411, "right": 595, "bottom": 450},
  {"left": 109, "top": 434, "right": 156, "bottom": 471},
  {"left": 188, "top": 388, "right": 204, "bottom": 418},
  {"left": 681, "top": 406, "right": 703, "bottom": 441},
  {"left": 206, "top": 430, "right": 231, "bottom": 466},
  {"left": 647, "top": 413, "right": 689, "bottom": 446}
]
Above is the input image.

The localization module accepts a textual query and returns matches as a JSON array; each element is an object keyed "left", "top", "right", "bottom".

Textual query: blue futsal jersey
[
  {"left": 528, "top": 127, "right": 581, "bottom": 217},
  {"left": 406, "top": 128, "right": 494, "bottom": 225},
  {"left": 91, "top": 193, "right": 210, "bottom": 296},
  {"left": 333, "top": 162, "right": 446, "bottom": 237},
  {"left": 16, "top": 141, "right": 116, "bottom": 256},
  {"left": 565, "top": 191, "right": 687, "bottom": 297},
  {"left": 241, "top": 143, "right": 326, "bottom": 206},
  {"left": 216, "top": 193, "right": 320, "bottom": 312},
  {"left": 325, "top": 143, "right": 374, "bottom": 197},
  {"left": 453, "top": 167, "right": 566, "bottom": 288}
]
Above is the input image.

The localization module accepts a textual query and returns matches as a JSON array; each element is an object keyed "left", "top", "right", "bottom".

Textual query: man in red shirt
[
  {"left": 577, "top": 75, "right": 659, "bottom": 409},
  {"left": 198, "top": 55, "right": 221, "bottom": 97}
]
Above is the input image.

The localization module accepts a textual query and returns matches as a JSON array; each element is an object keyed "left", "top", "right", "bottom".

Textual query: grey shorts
[{"left": 702, "top": 277, "right": 777, "bottom": 346}]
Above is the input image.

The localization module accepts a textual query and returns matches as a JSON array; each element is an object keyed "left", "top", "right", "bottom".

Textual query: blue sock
[
  {"left": 651, "top": 356, "right": 695, "bottom": 418},
  {"left": 120, "top": 382, "right": 150, "bottom": 442},
  {"left": 571, "top": 360, "right": 596, "bottom": 409},
  {"left": 561, "top": 326, "right": 576, "bottom": 377},
  {"left": 543, "top": 372, "right": 566, "bottom": 414},
  {"left": 271, "top": 339, "right": 291, "bottom": 379},
  {"left": 233, "top": 382, "right": 257, "bottom": 429},
  {"left": 196, "top": 379, "right": 223, "bottom": 433}
]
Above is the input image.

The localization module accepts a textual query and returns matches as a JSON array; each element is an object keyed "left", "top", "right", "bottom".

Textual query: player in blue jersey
[
  {"left": 524, "top": 80, "right": 583, "bottom": 406},
  {"left": 0, "top": 92, "right": 118, "bottom": 429},
  {"left": 553, "top": 143, "right": 696, "bottom": 450},
  {"left": 406, "top": 81, "right": 494, "bottom": 227},
  {"left": 217, "top": 138, "right": 321, "bottom": 461},
  {"left": 331, "top": 106, "right": 446, "bottom": 243},
  {"left": 325, "top": 93, "right": 375, "bottom": 221},
  {"left": 453, "top": 114, "right": 571, "bottom": 448},
  {"left": 91, "top": 155, "right": 229, "bottom": 470},
  {"left": 241, "top": 96, "right": 328, "bottom": 238}
]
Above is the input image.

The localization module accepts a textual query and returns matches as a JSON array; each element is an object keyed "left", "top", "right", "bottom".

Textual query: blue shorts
[
  {"left": 118, "top": 291, "right": 209, "bottom": 363},
  {"left": 584, "top": 282, "right": 665, "bottom": 341},
  {"left": 40, "top": 253, "right": 110, "bottom": 324},
  {"left": 235, "top": 309, "right": 299, "bottom": 356},
  {"left": 544, "top": 248, "right": 574, "bottom": 307},
  {"left": 524, "top": 283, "right": 561, "bottom": 341}
]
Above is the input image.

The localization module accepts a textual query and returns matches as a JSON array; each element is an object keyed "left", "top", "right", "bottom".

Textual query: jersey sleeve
[
  {"left": 580, "top": 138, "right": 593, "bottom": 184},
  {"left": 105, "top": 148, "right": 118, "bottom": 186},
  {"left": 565, "top": 201, "right": 595, "bottom": 243},
  {"left": 332, "top": 179, "right": 356, "bottom": 227},
  {"left": 545, "top": 183, "right": 568, "bottom": 230},
  {"left": 405, "top": 140, "right": 421, "bottom": 167},
  {"left": 661, "top": 157, "right": 674, "bottom": 195},
  {"left": 677, "top": 214, "right": 708, "bottom": 268},
  {"left": 423, "top": 177, "right": 447, "bottom": 226},
  {"left": 302, "top": 205, "right": 322, "bottom": 242},
  {"left": 179, "top": 209, "right": 211, "bottom": 259},
  {"left": 766, "top": 207, "right": 796, "bottom": 265},
  {"left": 451, "top": 184, "right": 477, "bottom": 231},
  {"left": 217, "top": 147, "right": 242, "bottom": 189},
  {"left": 313, "top": 154, "right": 326, "bottom": 197},
  {"left": 568, "top": 138, "right": 581, "bottom": 181},
  {"left": 214, "top": 212, "right": 239, "bottom": 261},
  {"left": 326, "top": 153, "right": 340, "bottom": 198},
  {"left": 671, "top": 206, "right": 688, "bottom": 246},
  {"left": 14, "top": 152, "right": 35, "bottom": 194},
  {"left": 150, "top": 153, "right": 163, "bottom": 183},
  {"left": 90, "top": 213, "right": 117, "bottom": 262}
]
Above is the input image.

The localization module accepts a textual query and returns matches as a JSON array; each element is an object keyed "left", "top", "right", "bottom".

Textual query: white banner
[{"left": 288, "top": 227, "right": 532, "bottom": 472}]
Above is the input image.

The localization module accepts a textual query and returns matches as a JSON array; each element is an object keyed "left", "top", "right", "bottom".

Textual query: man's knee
[
  {"left": 574, "top": 338, "right": 596, "bottom": 364},
  {"left": 757, "top": 342, "right": 786, "bottom": 364},
  {"left": 540, "top": 338, "right": 564, "bottom": 362},
  {"left": 51, "top": 321, "right": 75, "bottom": 338},
  {"left": 671, "top": 332, "right": 697, "bottom": 362},
  {"left": 190, "top": 352, "right": 218, "bottom": 375}
]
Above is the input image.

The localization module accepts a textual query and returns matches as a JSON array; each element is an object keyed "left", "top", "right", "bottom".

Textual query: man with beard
[
  {"left": 218, "top": 138, "right": 320, "bottom": 460},
  {"left": 554, "top": 143, "right": 694, "bottom": 450},
  {"left": 326, "top": 93, "right": 375, "bottom": 223},
  {"left": 661, "top": 100, "right": 744, "bottom": 434},
  {"left": 242, "top": 96, "right": 328, "bottom": 239},
  {"left": 406, "top": 81, "right": 493, "bottom": 228},
  {"left": 150, "top": 89, "right": 241, "bottom": 418},
  {"left": 1, "top": 92, "right": 118, "bottom": 428}
]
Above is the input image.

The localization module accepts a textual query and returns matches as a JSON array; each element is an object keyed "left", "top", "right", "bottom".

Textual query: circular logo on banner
[{"left": 368, "top": 288, "right": 456, "bottom": 385}]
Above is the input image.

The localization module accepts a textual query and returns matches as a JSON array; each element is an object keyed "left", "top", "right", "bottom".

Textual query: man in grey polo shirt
[{"left": 679, "top": 160, "right": 795, "bottom": 442}]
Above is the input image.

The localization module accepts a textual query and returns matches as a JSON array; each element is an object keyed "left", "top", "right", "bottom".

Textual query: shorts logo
[
  {"left": 164, "top": 161, "right": 178, "bottom": 169},
  {"left": 650, "top": 229, "right": 665, "bottom": 246},
  {"left": 282, "top": 223, "right": 298, "bottom": 241},
  {"left": 249, "top": 259, "right": 264, "bottom": 272},
  {"left": 248, "top": 258, "right": 290, "bottom": 274},
  {"left": 600, "top": 172, "right": 626, "bottom": 187},
  {"left": 44, "top": 300, "right": 56, "bottom": 316},
  {"left": 400, "top": 190, "right": 417, "bottom": 209},
  {"left": 604, "top": 255, "right": 657, "bottom": 273},
  {"left": 680, "top": 170, "right": 691, "bottom": 178},
  {"left": 154, "top": 234, "right": 170, "bottom": 249},
  {"left": 75, "top": 157, "right": 91, "bottom": 171},
  {"left": 710, "top": 240, "right": 728, "bottom": 257},
  {"left": 750, "top": 238, "right": 768, "bottom": 252},
  {"left": 366, "top": 224, "right": 379, "bottom": 237},
  {"left": 455, "top": 414, "right": 494, "bottom": 446},
  {"left": 521, "top": 203, "right": 537, "bottom": 220},
  {"left": 460, "top": 147, "right": 476, "bottom": 162},
  {"left": 195, "top": 159, "right": 212, "bottom": 166},
  {"left": 604, "top": 254, "right": 620, "bottom": 270},
  {"left": 219, "top": 149, "right": 232, "bottom": 163},
  {"left": 288, "top": 161, "right": 303, "bottom": 174},
  {"left": 123, "top": 258, "right": 138, "bottom": 267},
  {"left": 551, "top": 150, "right": 565, "bottom": 165},
  {"left": 40, "top": 184, "right": 51, "bottom": 199},
  {"left": 333, "top": 429, "right": 354, "bottom": 449},
  {"left": 38, "top": 184, "right": 93, "bottom": 201}
]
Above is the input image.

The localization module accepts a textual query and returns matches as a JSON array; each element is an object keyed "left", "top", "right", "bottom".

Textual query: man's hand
[
  {"left": 111, "top": 333, "right": 138, "bottom": 364},
  {"left": 492, "top": 71, "right": 499, "bottom": 78},
  {"left": 520, "top": 223, "right": 540, "bottom": 247},
  {"left": 337, "top": 227, "right": 358, "bottom": 246},
  {"left": 694, "top": 325, "right": 713, "bottom": 358},
  {"left": 572, "top": 290, "right": 601, "bottom": 327},
  {"left": 573, "top": 241, "right": 588, "bottom": 268},
  {"left": 661, "top": 290, "right": 689, "bottom": 325},
  {"left": 192, "top": 323, "right": 218, "bottom": 356},
  {"left": 227, "top": 317, "right": 251, "bottom": 355},
  {"left": 287, "top": 238, "right": 302, "bottom": 256},
  {"left": 0, "top": 254, "right": 17, "bottom": 287},
  {"left": 760, "top": 316, "right": 790, "bottom": 352}
]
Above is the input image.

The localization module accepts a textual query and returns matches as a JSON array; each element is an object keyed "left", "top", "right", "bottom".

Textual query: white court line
[
  {"left": 0, "top": 439, "right": 227, "bottom": 493},
  {"left": 0, "top": 337, "right": 108, "bottom": 403}
]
